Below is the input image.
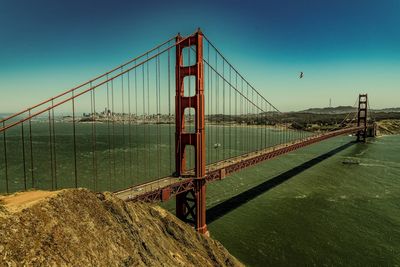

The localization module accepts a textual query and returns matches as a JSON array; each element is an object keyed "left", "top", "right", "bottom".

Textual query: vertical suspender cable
[
  {"left": 128, "top": 71, "right": 133, "bottom": 186},
  {"left": 252, "top": 86, "right": 255, "bottom": 150},
  {"left": 235, "top": 72, "right": 238, "bottom": 156},
  {"left": 3, "top": 122, "right": 9, "bottom": 193},
  {"left": 222, "top": 59, "right": 225, "bottom": 160},
  {"left": 158, "top": 52, "right": 161, "bottom": 179},
  {"left": 229, "top": 65, "right": 232, "bottom": 158},
  {"left": 51, "top": 100, "right": 57, "bottom": 189},
  {"left": 121, "top": 68, "right": 126, "bottom": 186},
  {"left": 269, "top": 104, "right": 272, "bottom": 146},
  {"left": 21, "top": 123, "right": 27, "bottom": 190},
  {"left": 142, "top": 63, "right": 146, "bottom": 184},
  {"left": 106, "top": 74, "right": 112, "bottom": 191},
  {"left": 72, "top": 92, "right": 78, "bottom": 188},
  {"left": 90, "top": 86, "right": 95, "bottom": 189},
  {"left": 135, "top": 62, "right": 139, "bottom": 183},
  {"left": 91, "top": 82, "right": 98, "bottom": 191},
  {"left": 168, "top": 45, "right": 172, "bottom": 173},
  {"left": 215, "top": 50, "right": 219, "bottom": 161},
  {"left": 241, "top": 78, "right": 244, "bottom": 153},
  {"left": 48, "top": 110, "right": 54, "bottom": 190},
  {"left": 246, "top": 81, "right": 248, "bottom": 151},
  {"left": 155, "top": 51, "right": 161, "bottom": 184},
  {"left": 209, "top": 46, "right": 213, "bottom": 163},
  {"left": 112, "top": 79, "right": 116, "bottom": 190},
  {"left": 146, "top": 54, "right": 151, "bottom": 184},
  {"left": 28, "top": 109, "right": 34, "bottom": 188},
  {"left": 207, "top": 42, "right": 211, "bottom": 164}
]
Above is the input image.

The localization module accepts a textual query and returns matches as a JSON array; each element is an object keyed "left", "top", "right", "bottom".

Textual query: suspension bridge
[{"left": 0, "top": 29, "right": 376, "bottom": 234}]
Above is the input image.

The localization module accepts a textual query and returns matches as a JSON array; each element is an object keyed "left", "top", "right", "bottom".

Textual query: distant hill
[
  {"left": 300, "top": 106, "right": 400, "bottom": 114},
  {"left": 374, "top": 107, "right": 400, "bottom": 113},
  {"left": 301, "top": 106, "right": 356, "bottom": 114}
]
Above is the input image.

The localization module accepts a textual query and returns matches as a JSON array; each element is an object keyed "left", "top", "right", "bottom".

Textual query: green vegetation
[{"left": 207, "top": 106, "right": 400, "bottom": 133}]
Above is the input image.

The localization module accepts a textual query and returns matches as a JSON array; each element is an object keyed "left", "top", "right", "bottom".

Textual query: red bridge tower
[
  {"left": 175, "top": 29, "right": 207, "bottom": 234},
  {"left": 357, "top": 94, "right": 368, "bottom": 142}
]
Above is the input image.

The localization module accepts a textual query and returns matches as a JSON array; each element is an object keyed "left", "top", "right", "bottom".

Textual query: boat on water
[
  {"left": 342, "top": 159, "right": 360, "bottom": 165},
  {"left": 214, "top": 143, "right": 221, "bottom": 149}
]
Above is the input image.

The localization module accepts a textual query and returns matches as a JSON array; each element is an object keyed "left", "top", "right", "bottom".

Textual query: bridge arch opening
[
  {"left": 183, "top": 144, "right": 195, "bottom": 172},
  {"left": 183, "top": 107, "right": 196, "bottom": 134},
  {"left": 181, "top": 46, "right": 197, "bottom": 67},
  {"left": 183, "top": 76, "right": 196, "bottom": 97}
]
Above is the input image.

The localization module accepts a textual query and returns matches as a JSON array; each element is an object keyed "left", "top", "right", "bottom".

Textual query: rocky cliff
[{"left": 0, "top": 189, "right": 242, "bottom": 266}]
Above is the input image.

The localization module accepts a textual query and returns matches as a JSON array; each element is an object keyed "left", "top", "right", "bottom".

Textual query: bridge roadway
[{"left": 115, "top": 126, "right": 364, "bottom": 203}]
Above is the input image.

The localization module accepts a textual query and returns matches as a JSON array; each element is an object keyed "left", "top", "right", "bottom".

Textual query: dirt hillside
[
  {"left": 0, "top": 189, "right": 242, "bottom": 267},
  {"left": 377, "top": 119, "right": 400, "bottom": 135}
]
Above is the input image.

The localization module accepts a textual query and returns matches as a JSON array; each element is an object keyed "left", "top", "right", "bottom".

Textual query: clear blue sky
[{"left": 0, "top": 0, "right": 399, "bottom": 112}]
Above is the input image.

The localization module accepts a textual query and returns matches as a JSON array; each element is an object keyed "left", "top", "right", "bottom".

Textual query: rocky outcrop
[{"left": 0, "top": 189, "right": 242, "bottom": 266}]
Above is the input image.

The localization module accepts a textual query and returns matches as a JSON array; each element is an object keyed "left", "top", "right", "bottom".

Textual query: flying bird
[
  {"left": 213, "top": 143, "right": 221, "bottom": 149},
  {"left": 299, "top": 72, "right": 304, "bottom": 79}
]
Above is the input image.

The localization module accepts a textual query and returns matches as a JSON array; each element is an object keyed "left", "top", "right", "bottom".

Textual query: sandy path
[{"left": 0, "top": 190, "right": 60, "bottom": 213}]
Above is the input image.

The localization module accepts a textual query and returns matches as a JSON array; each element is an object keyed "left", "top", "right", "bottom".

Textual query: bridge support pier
[
  {"left": 176, "top": 179, "right": 207, "bottom": 234},
  {"left": 357, "top": 94, "right": 368, "bottom": 142},
  {"left": 175, "top": 29, "right": 207, "bottom": 234}
]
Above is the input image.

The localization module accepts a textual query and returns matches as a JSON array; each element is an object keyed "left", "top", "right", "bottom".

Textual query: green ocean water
[{"left": 202, "top": 135, "right": 400, "bottom": 266}]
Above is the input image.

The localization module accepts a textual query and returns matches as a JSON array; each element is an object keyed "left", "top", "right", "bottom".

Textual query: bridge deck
[
  {"left": 115, "top": 126, "right": 363, "bottom": 203},
  {"left": 115, "top": 141, "right": 300, "bottom": 202}
]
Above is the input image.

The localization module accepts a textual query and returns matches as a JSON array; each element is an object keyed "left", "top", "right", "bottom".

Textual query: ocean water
[{"left": 203, "top": 135, "right": 400, "bottom": 266}]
